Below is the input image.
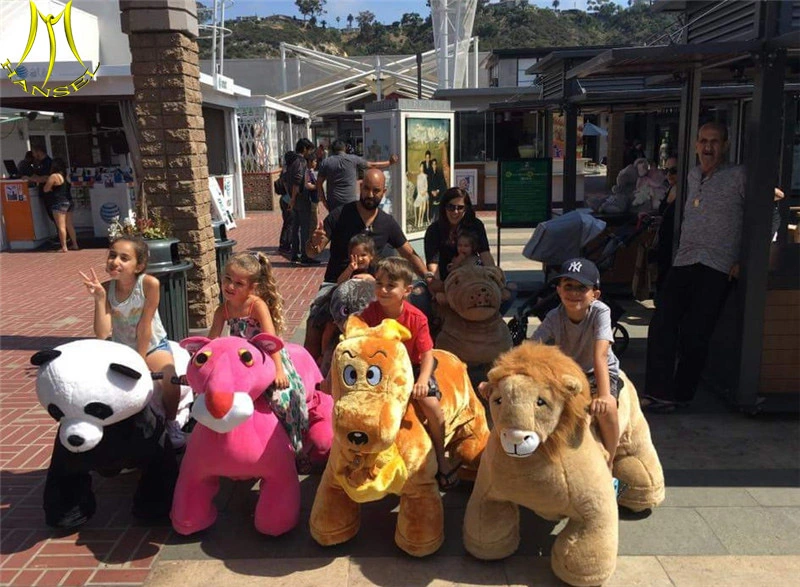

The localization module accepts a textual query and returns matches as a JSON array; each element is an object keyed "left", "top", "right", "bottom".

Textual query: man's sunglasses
[
  {"left": 446, "top": 204, "right": 466, "bottom": 212},
  {"left": 667, "top": 167, "right": 678, "bottom": 174}
]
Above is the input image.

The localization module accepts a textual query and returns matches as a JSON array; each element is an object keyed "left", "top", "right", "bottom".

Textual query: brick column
[{"left": 120, "top": 0, "right": 217, "bottom": 328}]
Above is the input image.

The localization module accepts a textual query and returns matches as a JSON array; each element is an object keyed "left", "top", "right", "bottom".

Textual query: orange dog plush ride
[{"left": 310, "top": 316, "right": 489, "bottom": 556}]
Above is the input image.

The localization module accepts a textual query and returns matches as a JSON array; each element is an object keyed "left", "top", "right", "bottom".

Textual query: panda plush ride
[{"left": 32, "top": 339, "right": 188, "bottom": 529}]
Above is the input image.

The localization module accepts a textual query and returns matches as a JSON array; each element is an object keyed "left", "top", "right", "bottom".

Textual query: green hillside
[{"left": 197, "top": 1, "right": 676, "bottom": 60}]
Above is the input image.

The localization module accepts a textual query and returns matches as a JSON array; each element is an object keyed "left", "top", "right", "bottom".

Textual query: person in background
[
  {"left": 303, "top": 168, "right": 429, "bottom": 361},
  {"left": 42, "top": 158, "right": 78, "bottom": 253},
  {"left": 289, "top": 153, "right": 320, "bottom": 266},
  {"left": 317, "top": 138, "right": 399, "bottom": 212},
  {"left": 424, "top": 187, "right": 495, "bottom": 297},
  {"left": 427, "top": 158, "right": 447, "bottom": 221},
  {"left": 644, "top": 123, "right": 744, "bottom": 412},
  {"left": 17, "top": 151, "right": 35, "bottom": 177},
  {"left": 279, "top": 138, "right": 314, "bottom": 260}
]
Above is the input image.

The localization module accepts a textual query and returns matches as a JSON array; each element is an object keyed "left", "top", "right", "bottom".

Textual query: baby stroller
[{"left": 508, "top": 210, "right": 653, "bottom": 357}]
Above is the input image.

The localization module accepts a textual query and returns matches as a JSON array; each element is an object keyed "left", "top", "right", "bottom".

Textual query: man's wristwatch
[{"left": 424, "top": 271, "right": 435, "bottom": 281}]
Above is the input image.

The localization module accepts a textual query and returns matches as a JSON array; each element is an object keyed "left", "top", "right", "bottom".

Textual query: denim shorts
[
  {"left": 51, "top": 199, "right": 73, "bottom": 214},
  {"left": 146, "top": 338, "right": 171, "bottom": 356},
  {"left": 587, "top": 372, "right": 622, "bottom": 400}
]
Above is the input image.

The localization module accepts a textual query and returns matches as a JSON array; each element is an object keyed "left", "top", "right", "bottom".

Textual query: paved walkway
[{"left": 1, "top": 210, "right": 799, "bottom": 586}]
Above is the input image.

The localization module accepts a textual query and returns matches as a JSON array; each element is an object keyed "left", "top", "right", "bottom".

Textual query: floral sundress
[{"left": 225, "top": 302, "right": 310, "bottom": 471}]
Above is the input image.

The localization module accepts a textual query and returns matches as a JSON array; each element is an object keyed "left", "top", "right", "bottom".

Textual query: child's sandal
[{"left": 435, "top": 466, "right": 461, "bottom": 491}]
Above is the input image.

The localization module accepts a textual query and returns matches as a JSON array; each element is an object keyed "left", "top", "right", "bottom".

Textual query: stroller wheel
[{"left": 612, "top": 324, "right": 630, "bottom": 357}]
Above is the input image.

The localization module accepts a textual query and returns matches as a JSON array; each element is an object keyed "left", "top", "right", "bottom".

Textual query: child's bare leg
[
  {"left": 596, "top": 405, "right": 619, "bottom": 468},
  {"left": 417, "top": 396, "right": 448, "bottom": 473},
  {"left": 146, "top": 350, "right": 179, "bottom": 420}
]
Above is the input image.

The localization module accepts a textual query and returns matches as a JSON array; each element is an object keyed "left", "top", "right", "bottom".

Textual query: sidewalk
[{"left": 1, "top": 210, "right": 799, "bottom": 586}]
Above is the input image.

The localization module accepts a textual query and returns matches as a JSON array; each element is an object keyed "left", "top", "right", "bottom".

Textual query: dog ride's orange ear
[
  {"left": 343, "top": 316, "right": 411, "bottom": 342},
  {"left": 374, "top": 319, "right": 411, "bottom": 342}
]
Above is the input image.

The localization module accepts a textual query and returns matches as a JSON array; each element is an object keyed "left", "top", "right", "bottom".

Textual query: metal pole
[
  {"left": 376, "top": 55, "right": 382, "bottom": 100},
  {"left": 473, "top": 37, "right": 479, "bottom": 88},
  {"left": 296, "top": 55, "right": 301, "bottom": 91},
  {"left": 210, "top": 0, "right": 218, "bottom": 79},
  {"left": 219, "top": 0, "right": 225, "bottom": 76},
  {"left": 673, "top": 66, "right": 701, "bottom": 257},
  {"left": 417, "top": 53, "right": 422, "bottom": 99}
]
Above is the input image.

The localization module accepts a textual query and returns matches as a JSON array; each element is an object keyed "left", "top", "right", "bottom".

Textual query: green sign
[{"left": 497, "top": 158, "right": 552, "bottom": 228}]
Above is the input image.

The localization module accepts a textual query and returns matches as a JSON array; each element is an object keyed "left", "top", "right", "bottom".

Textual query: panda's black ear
[
  {"left": 109, "top": 363, "right": 143, "bottom": 380},
  {"left": 31, "top": 349, "right": 61, "bottom": 366}
]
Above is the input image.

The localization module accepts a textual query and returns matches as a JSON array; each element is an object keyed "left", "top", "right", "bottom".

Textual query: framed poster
[
  {"left": 454, "top": 168, "right": 478, "bottom": 201},
  {"left": 404, "top": 116, "right": 451, "bottom": 236},
  {"left": 364, "top": 116, "right": 395, "bottom": 216},
  {"left": 497, "top": 158, "right": 552, "bottom": 228}
]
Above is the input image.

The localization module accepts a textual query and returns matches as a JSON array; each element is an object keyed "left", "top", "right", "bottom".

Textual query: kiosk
[
  {"left": 363, "top": 100, "right": 455, "bottom": 240},
  {"left": 0, "top": 180, "right": 55, "bottom": 250}
]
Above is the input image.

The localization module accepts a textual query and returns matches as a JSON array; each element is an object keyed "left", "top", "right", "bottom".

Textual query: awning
[{"left": 566, "top": 42, "right": 763, "bottom": 80}]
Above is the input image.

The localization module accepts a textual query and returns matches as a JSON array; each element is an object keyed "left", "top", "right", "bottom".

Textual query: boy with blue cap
[{"left": 532, "top": 258, "right": 620, "bottom": 470}]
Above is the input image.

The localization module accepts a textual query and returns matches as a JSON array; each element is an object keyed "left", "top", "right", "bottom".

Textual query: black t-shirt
[
  {"left": 323, "top": 202, "right": 407, "bottom": 283},
  {"left": 424, "top": 218, "right": 490, "bottom": 281}
]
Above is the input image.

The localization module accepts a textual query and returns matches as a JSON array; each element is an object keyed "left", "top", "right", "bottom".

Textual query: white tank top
[{"left": 109, "top": 274, "right": 167, "bottom": 351}]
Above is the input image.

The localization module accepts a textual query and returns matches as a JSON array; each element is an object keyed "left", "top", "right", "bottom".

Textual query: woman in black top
[
  {"left": 43, "top": 158, "right": 78, "bottom": 252},
  {"left": 424, "top": 187, "right": 495, "bottom": 294}
]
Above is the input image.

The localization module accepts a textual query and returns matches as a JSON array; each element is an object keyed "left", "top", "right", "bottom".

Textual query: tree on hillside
[
  {"left": 196, "top": 1, "right": 213, "bottom": 25},
  {"left": 401, "top": 13, "right": 423, "bottom": 28},
  {"left": 356, "top": 11, "right": 375, "bottom": 30},
  {"left": 552, "top": 0, "right": 560, "bottom": 11},
  {"left": 336, "top": 15, "right": 340, "bottom": 27},
  {"left": 295, "top": 0, "right": 326, "bottom": 23},
  {"left": 347, "top": 13, "right": 354, "bottom": 29}
]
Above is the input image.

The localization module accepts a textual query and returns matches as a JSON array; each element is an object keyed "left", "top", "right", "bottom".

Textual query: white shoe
[{"left": 166, "top": 420, "right": 186, "bottom": 449}]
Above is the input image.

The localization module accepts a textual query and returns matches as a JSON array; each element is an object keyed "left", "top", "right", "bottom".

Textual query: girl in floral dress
[{"left": 208, "top": 251, "right": 310, "bottom": 471}]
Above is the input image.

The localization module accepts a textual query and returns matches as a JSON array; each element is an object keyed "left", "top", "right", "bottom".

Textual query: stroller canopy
[{"left": 522, "top": 210, "right": 607, "bottom": 266}]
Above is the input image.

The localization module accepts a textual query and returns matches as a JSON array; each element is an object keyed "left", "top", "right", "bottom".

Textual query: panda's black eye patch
[
  {"left": 47, "top": 404, "right": 64, "bottom": 421},
  {"left": 109, "top": 363, "right": 142, "bottom": 380},
  {"left": 84, "top": 402, "right": 113, "bottom": 420}
]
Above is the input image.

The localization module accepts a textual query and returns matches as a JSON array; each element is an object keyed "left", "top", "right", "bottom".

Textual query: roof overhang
[{"left": 565, "top": 42, "right": 763, "bottom": 79}]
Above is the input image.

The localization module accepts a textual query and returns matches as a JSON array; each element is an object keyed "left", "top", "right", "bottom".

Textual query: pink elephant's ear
[
  {"left": 180, "top": 336, "right": 211, "bottom": 355},
  {"left": 250, "top": 333, "right": 284, "bottom": 355}
]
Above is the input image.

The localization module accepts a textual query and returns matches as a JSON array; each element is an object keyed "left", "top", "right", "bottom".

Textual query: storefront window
[{"left": 456, "top": 111, "right": 492, "bottom": 162}]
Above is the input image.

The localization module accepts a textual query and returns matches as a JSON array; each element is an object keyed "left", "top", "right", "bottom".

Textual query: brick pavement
[{"left": 0, "top": 211, "right": 325, "bottom": 586}]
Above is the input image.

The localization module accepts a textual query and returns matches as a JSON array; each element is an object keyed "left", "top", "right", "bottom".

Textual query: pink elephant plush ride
[{"left": 170, "top": 334, "right": 333, "bottom": 536}]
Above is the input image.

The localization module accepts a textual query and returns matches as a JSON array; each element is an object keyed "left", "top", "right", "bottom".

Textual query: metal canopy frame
[{"left": 276, "top": 38, "right": 480, "bottom": 116}]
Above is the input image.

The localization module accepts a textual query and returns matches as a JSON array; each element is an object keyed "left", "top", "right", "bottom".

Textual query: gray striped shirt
[{"left": 674, "top": 163, "right": 745, "bottom": 274}]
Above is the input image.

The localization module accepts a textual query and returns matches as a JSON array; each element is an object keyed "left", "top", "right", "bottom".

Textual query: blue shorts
[
  {"left": 51, "top": 199, "right": 73, "bottom": 214},
  {"left": 146, "top": 338, "right": 171, "bottom": 356}
]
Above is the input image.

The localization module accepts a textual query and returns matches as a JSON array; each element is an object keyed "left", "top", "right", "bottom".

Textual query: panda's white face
[{"left": 33, "top": 340, "right": 154, "bottom": 453}]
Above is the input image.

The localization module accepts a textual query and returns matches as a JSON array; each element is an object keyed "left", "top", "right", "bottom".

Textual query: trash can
[
  {"left": 213, "top": 221, "right": 237, "bottom": 302},
  {"left": 146, "top": 238, "right": 193, "bottom": 341}
]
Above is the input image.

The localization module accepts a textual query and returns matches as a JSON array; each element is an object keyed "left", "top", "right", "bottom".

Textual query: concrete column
[{"left": 120, "top": 0, "right": 218, "bottom": 328}]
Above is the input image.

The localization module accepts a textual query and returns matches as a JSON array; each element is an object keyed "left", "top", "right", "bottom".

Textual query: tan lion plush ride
[
  {"left": 310, "top": 316, "right": 489, "bottom": 557},
  {"left": 463, "top": 342, "right": 664, "bottom": 587}
]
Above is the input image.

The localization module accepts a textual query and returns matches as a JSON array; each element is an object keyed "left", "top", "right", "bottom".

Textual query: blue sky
[{"left": 222, "top": 1, "right": 629, "bottom": 25}]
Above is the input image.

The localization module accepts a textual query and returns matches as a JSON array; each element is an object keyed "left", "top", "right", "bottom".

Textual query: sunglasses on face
[
  {"left": 446, "top": 204, "right": 466, "bottom": 212},
  {"left": 667, "top": 167, "right": 678, "bottom": 174}
]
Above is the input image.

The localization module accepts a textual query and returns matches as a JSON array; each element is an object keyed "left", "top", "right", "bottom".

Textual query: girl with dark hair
[
  {"left": 423, "top": 187, "right": 495, "bottom": 293},
  {"left": 42, "top": 157, "right": 78, "bottom": 252}
]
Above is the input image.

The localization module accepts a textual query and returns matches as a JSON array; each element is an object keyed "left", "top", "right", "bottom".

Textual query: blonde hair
[{"left": 226, "top": 251, "right": 285, "bottom": 335}]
